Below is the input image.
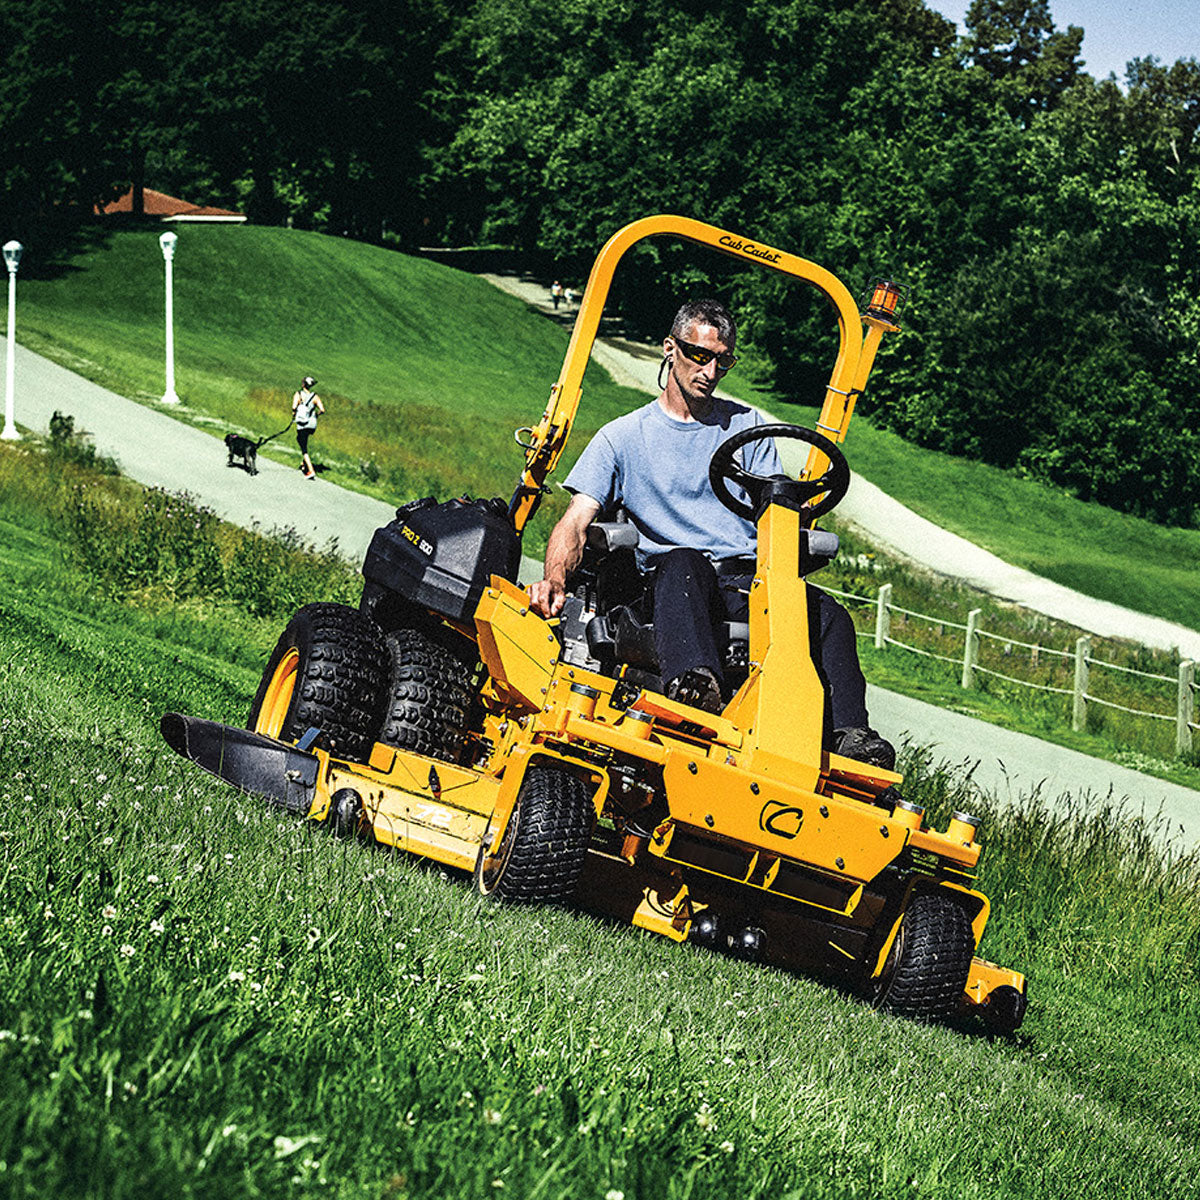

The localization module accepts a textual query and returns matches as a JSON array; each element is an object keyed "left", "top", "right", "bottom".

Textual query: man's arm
[{"left": 528, "top": 492, "right": 601, "bottom": 617}]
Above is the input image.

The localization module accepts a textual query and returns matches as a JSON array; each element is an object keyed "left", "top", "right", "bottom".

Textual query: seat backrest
[{"left": 586, "top": 518, "right": 640, "bottom": 552}]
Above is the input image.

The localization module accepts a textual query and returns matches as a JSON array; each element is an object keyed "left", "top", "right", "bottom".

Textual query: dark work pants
[{"left": 650, "top": 547, "right": 869, "bottom": 731}]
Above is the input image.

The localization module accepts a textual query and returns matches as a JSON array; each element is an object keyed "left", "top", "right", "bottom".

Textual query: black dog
[{"left": 224, "top": 431, "right": 264, "bottom": 475}]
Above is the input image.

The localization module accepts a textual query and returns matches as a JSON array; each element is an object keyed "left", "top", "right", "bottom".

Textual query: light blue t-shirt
[{"left": 564, "top": 398, "right": 782, "bottom": 566}]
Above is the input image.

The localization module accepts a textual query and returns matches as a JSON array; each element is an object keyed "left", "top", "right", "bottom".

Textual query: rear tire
[
  {"left": 380, "top": 627, "right": 474, "bottom": 762},
  {"left": 874, "top": 892, "right": 975, "bottom": 1022},
  {"left": 474, "top": 765, "right": 594, "bottom": 904},
  {"left": 249, "top": 603, "right": 389, "bottom": 761}
]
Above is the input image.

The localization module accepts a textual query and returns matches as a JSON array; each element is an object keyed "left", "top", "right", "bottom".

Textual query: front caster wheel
[
  {"left": 873, "top": 892, "right": 975, "bottom": 1023},
  {"left": 474, "top": 765, "right": 594, "bottom": 905}
]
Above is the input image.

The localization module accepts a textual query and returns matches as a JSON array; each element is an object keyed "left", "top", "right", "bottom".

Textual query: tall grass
[
  {"left": 0, "top": 439, "right": 359, "bottom": 621},
  {"left": 1, "top": 439, "right": 1199, "bottom": 1196}
]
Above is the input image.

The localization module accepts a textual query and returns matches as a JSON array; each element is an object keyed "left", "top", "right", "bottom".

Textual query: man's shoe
[
  {"left": 666, "top": 667, "right": 723, "bottom": 715},
  {"left": 833, "top": 726, "right": 896, "bottom": 770}
]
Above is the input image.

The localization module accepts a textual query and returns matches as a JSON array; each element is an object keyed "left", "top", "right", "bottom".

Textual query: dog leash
[{"left": 256, "top": 414, "right": 297, "bottom": 448}]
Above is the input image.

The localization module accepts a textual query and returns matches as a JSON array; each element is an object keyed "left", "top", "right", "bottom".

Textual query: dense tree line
[{"left": 3, "top": 0, "right": 1198, "bottom": 524}]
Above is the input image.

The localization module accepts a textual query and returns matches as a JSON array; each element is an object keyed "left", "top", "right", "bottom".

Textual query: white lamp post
[
  {"left": 1, "top": 240, "right": 22, "bottom": 440},
  {"left": 159, "top": 229, "right": 180, "bottom": 404}
]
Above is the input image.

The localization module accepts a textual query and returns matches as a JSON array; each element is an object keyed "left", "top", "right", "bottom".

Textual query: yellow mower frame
[{"left": 163, "top": 215, "right": 1025, "bottom": 1031}]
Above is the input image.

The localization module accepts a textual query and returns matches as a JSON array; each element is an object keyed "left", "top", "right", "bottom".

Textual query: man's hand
[
  {"left": 528, "top": 492, "right": 600, "bottom": 619},
  {"left": 529, "top": 578, "right": 566, "bottom": 617}
]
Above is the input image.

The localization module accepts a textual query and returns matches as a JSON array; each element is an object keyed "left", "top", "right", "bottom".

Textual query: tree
[{"left": 963, "top": 0, "right": 1083, "bottom": 118}]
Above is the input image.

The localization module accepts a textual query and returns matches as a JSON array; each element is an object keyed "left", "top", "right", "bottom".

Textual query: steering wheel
[{"left": 708, "top": 423, "right": 850, "bottom": 522}]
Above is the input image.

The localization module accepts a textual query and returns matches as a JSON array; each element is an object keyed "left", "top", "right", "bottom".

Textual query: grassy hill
[
  {"left": 15, "top": 222, "right": 1200, "bottom": 628},
  {"left": 1, "top": 437, "right": 1199, "bottom": 1198},
  {"left": 17, "top": 224, "right": 650, "bottom": 552}
]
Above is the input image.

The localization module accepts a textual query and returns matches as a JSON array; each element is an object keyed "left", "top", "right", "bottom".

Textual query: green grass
[
  {"left": 15, "top": 224, "right": 1200, "bottom": 778},
  {"left": 2, "top": 438, "right": 1200, "bottom": 1198}
]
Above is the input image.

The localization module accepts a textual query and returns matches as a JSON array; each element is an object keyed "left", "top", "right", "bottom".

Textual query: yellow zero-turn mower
[{"left": 161, "top": 215, "right": 1026, "bottom": 1032}]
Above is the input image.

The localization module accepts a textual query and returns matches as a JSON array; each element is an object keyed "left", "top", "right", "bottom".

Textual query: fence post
[
  {"left": 1072, "top": 636, "right": 1090, "bottom": 732},
  {"left": 875, "top": 583, "right": 892, "bottom": 650},
  {"left": 1177, "top": 660, "right": 1195, "bottom": 757},
  {"left": 961, "top": 608, "right": 982, "bottom": 690}
]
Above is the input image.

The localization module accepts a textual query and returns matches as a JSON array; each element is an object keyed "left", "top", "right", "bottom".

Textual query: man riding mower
[
  {"left": 528, "top": 294, "right": 893, "bottom": 771},
  {"left": 160, "top": 214, "right": 1027, "bottom": 1032}
]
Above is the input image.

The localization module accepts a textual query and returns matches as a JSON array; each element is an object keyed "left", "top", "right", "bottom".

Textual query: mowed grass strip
[{"left": 1, "top": 448, "right": 1199, "bottom": 1197}]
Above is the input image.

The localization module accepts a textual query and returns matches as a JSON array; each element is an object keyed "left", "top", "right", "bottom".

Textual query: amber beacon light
[{"left": 862, "top": 277, "right": 906, "bottom": 325}]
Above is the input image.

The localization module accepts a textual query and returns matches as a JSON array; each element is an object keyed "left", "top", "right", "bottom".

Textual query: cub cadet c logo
[
  {"left": 759, "top": 800, "right": 804, "bottom": 839},
  {"left": 719, "top": 234, "right": 782, "bottom": 265}
]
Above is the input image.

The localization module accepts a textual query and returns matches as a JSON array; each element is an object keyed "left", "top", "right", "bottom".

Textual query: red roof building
[{"left": 98, "top": 187, "right": 247, "bottom": 223}]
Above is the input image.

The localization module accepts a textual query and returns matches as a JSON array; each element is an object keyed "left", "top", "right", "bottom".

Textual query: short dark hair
[{"left": 671, "top": 299, "right": 736, "bottom": 348}]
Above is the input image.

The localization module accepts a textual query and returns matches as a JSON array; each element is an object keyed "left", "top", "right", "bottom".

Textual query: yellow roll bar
[{"left": 507, "top": 214, "right": 899, "bottom": 535}]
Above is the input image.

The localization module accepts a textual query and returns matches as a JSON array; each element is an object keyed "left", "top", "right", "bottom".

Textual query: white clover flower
[
  {"left": 606, "top": 1191, "right": 625, "bottom": 1200},
  {"left": 119, "top": 944, "right": 135, "bottom": 958},
  {"left": 694, "top": 1103, "right": 717, "bottom": 1132},
  {"left": 228, "top": 970, "right": 245, "bottom": 983},
  {"left": 720, "top": 1140, "right": 735, "bottom": 1154},
  {"left": 483, "top": 1108, "right": 503, "bottom": 1126},
  {"left": 102, "top": 904, "right": 117, "bottom": 920},
  {"left": 101, "top": 924, "right": 113, "bottom": 938},
  {"left": 147, "top": 874, "right": 160, "bottom": 885}
]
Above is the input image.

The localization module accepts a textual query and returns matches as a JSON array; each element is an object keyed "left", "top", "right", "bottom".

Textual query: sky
[{"left": 929, "top": 1, "right": 1199, "bottom": 82}]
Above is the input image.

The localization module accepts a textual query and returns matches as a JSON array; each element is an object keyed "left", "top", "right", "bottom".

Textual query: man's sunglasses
[{"left": 671, "top": 335, "right": 738, "bottom": 372}]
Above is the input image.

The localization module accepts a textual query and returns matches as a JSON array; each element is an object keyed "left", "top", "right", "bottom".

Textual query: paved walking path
[
  {"left": 4, "top": 337, "right": 1198, "bottom": 849},
  {"left": 5, "top": 343, "right": 397, "bottom": 563}
]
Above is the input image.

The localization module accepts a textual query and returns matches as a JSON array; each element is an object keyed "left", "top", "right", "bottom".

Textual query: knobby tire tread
[
  {"left": 880, "top": 892, "right": 975, "bottom": 1022},
  {"left": 251, "top": 602, "right": 388, "bottom": 761},
  {"left": 380, "top": 627, "right": 474, "bottom": 761}
]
